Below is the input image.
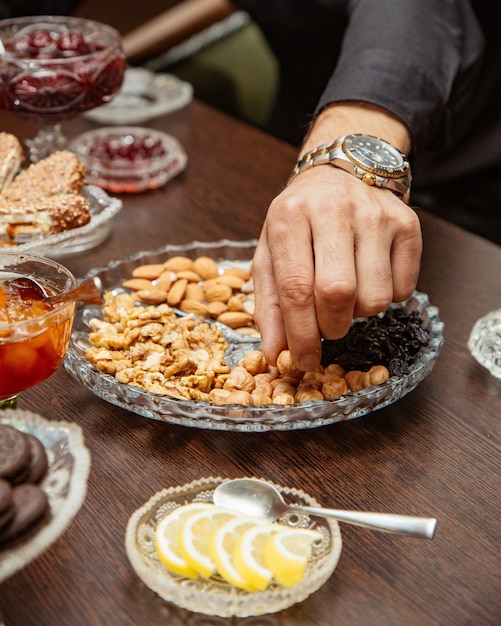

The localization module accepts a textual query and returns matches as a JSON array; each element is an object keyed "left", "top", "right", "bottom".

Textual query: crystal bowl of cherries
[
  {"left": 70, "top": 126, "right": 188, "bottom": 193},
  {"left": 0, "top": 15, "right": 125, "bottom": 122},
  {"left": 0, "top": 16, "right": 126, "bottom": 161}
]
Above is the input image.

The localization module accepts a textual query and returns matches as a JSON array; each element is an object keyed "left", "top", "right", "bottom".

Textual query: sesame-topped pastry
[
  {"left": 0, "top": 193, "right": 91, "bottom": 237},
  {"left": 0, "top": 132, "right": 24, "bottom": 193},
  {"left": 1, "top": 150, "right": 87, "bottom": 202}
]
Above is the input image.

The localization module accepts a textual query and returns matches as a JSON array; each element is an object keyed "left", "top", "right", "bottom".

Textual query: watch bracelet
[
  {"left": 287, "top": 136, "right": 411, "bottom": 203},
  {"left": 287, "top": 139, "right": 344, "bottom": 185}
]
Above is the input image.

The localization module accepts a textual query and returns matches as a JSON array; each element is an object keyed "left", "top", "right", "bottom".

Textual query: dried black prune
[{"left": 321, "top": 308, "right": 430, "bottom": 376}]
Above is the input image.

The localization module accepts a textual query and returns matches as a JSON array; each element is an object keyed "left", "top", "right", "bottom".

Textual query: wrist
[{"left": 302, "top": 102, "right": 411, "bottom": 157}]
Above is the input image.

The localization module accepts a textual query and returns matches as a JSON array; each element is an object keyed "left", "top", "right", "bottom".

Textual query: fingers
[
  {"left": 252, "top": 167, "right": 423, "bottom": 371},
  {"left": 252, "top": 203, "right": 322, "bottom": 370},
  {"left": 252, "top": 228, "right": 288, "bottom": 366},
  {"left": 390, "top": 208, "right": 423, "bottom": 302}
]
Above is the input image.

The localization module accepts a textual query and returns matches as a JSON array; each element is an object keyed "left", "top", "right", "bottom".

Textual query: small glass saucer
[
  {"left": 70, "top": 127, "right": 187, "bottom": 194},
  {"left": 84, "top": 68, "right": 193, "bottom": 125},
  {"left": 125, "top": 476, "right": 342, "bottom": 617},
  {"left": 468, "top": 308, "right": 501, "bottom": 379},
  {"left": 0, "top": 409, "right": 91, "bottom": 582}
]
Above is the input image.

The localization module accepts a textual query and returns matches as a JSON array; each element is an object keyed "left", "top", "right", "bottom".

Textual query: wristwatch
[{"left": 288, "top": 133, "right": 412, "bottom": 203}]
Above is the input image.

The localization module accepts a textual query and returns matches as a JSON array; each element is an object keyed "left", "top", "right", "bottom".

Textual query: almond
[
  {"left": 156, "top": 271, "right": 175, "bottom": 292},
  {"left": 167, "top": 278, "right": 188, "bottom": 306},
  {"left": 185, "top": 282, "right": 205, "bottom": 302},
  {"left": 136, "top": 287, "right": 168, "bottom": 304},
  {"left": 122, "top": 278, "right": 154, "bottom": 291},
  {"left": 206, "top": 301, "right": 228, "bottom": 318},
  {"left": 193, "top": 256, "right": 220, "bottom": 280},
  {"left": 176, "top": 270, "right": 202, "bottom": 283},
  {"left": 203, "top": 282, "right": 233, "bottom": 303},
  {"left": 233, "top": 326, "right": 260, "bottom": 337},
  {"left": 227, "top": 295, "right": 245, "bottom": 311},
  {"left": 216, "top": 272, "right": 246, "bottom": 289},
  {"left": 163, "top": 256, "right": 194, "bottom": 272},
  {"left": 179, "top": 299, "right": 209, "bottom": 316},
  {"left": 223, "top": 267, "right": 251, "bottom": 281},
  {"left": 217, "top": 311, "right": 254, "bottom": 329},
  {"left": 132, "top": 264, "right": 165, "bottom": 280}
]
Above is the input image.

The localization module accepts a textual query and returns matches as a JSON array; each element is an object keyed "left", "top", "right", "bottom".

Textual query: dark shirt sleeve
[
  {"left": 317, "top": 0, "right": 484, "bottom": 151},
  {"left": 234, "top": 0, "right": 485, "bottom": 153}
]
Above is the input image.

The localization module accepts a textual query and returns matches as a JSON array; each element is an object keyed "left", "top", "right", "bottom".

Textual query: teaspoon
[
  {"left": 6, "top": 275, "right": 102, "bottom": 305},
  {"left": 213, "top": 478, "right": 437, "bottom": 539}
]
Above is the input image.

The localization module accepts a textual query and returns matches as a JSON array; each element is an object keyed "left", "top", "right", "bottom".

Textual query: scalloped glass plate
[
  {"left": 0, "top": 409, "right": 91, "bottom": 582},
  {"left": 125, "top": 476, "right": 342, "bottom": 617},
  {"left": 64, "top": 239, "right": 445, "bottom": 432},
  {"left": 84, "top": 68, "right": 193, "bottom": 125},
  {"left": 0, "top": 185, "right": 123, "bottom": 257}
]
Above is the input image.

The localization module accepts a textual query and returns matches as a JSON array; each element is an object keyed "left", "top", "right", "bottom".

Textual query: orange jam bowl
[{"left": 0, "top": 253, "right": 76, "bottom": 401}]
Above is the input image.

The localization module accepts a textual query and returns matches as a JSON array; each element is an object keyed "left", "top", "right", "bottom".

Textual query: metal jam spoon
[
  {"left": 6, "top": 276, "right": 102, "bottom": 306},
  {"left": 213, "top": 478, "right": 437, "bottom": 539}
]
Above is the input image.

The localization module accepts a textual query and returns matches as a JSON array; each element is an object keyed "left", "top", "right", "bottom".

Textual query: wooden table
[{"left": 1, "top": 102, "right": 500, "bottom": 626}]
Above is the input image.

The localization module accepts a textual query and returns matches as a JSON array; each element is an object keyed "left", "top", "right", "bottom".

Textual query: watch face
[{"left": 343, "top": 134, "right": 409, "bottom": 178}]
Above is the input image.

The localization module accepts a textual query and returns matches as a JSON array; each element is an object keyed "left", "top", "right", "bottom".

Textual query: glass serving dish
[
  {"left": 0, "top": 409, "right": 91, "bottom": 582},
  {"left": 64, "top": 239, "right": 444, "bottom": 432},
  {"left": 70, "top": 127, "right": 187, "bottom": 194},
  {"left": 125, "top": 476, "right": 342, "bottom": 618},
  {"left": 468, "top": 308, "right": 501, "bottom": 379},
  {"left": 0, "top": 185, "right": 122, "bottom": 256},
  {"left": 84, "top": 68, "right": 193, "bottom": 126}
]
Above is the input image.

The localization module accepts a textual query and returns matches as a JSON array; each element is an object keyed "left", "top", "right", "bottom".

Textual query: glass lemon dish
[
  {"left": 64, "top": 239, "right": 444, "bottom": 432},
  {"left": 125, "top": 476, "right": 342, "bottom": 617}
]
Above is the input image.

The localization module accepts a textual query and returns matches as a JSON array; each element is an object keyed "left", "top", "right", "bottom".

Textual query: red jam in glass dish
[
  {"left": 70, "top": 127, "right": 188, "bottom": 194},
  {"left": 0, "top": 17, "right": 125, "bottom": 123}
]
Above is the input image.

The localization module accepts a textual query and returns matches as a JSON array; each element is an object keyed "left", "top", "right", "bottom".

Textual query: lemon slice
[
  {"left": 210, "top": 516, "right": 267, "bottom": 591},
  {"left": 264, "top": 527, "right": 323, "bottom": 587},
  {"left": 154, "top": 502, "right": 214, "bottom": 578},
  {"left": 179, "top": 505, "right": 238, "bottom": 578},
  {"left": 233, "top": 523, "right": 289, "bottom": 591}
]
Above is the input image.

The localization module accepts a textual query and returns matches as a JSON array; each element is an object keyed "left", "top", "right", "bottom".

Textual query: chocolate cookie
[
  {"left": 24, "top": 433, "right": 49, "bottom": 484},
  {"left": 0, "top": 478, "right": 14, "bottom": 529},
  {"left": 0, "top": 424, "right": 30, "bottom": 480},
  {"left": 0, "top": 483, "right": 49, "bottom": 546}
]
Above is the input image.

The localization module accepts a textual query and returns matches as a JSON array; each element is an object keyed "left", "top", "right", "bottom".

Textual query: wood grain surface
[{"left": 0, "top": 101, "right": 499, "bottom": 626}]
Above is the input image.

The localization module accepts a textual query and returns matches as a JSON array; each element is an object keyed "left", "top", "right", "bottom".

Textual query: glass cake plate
[
  {"left": 64, "top": 239, "right": 445, "bottom": 432},
  {"left": 84, "top": 68, "right": 193, "bottom": 125},
  {"left": 0, "top": 185, "right": 122, "bottom": 257},
  {"left": 0, "top": 409, "right": 91, "bottom": 582},
  {"left": 125, "top": 476, "right": 342, "bottom": 617}
]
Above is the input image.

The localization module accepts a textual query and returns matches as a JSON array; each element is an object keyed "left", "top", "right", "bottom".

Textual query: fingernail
[{"left": 299, "top": 352, "right": 320, "bottom": 372}]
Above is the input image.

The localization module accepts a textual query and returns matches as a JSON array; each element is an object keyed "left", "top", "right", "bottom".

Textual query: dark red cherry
[
  {"left": 56, "top": 32, "right": 91, "bottom": 56},
  {"left": 28, "top": 29, "right": 54, "bottom": 50}
]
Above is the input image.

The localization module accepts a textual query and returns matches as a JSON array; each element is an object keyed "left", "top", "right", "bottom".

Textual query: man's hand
[{"left": 252, "top": 165, "right": 422, "bottom": 372}]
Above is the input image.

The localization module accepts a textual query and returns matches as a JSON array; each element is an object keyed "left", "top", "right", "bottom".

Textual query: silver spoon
[
  {"left": 6, "top": 275, "right": 102, "bottom": 306},
  {"left": 213, "top": 478, "right": 437, "bottom": 539}
]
